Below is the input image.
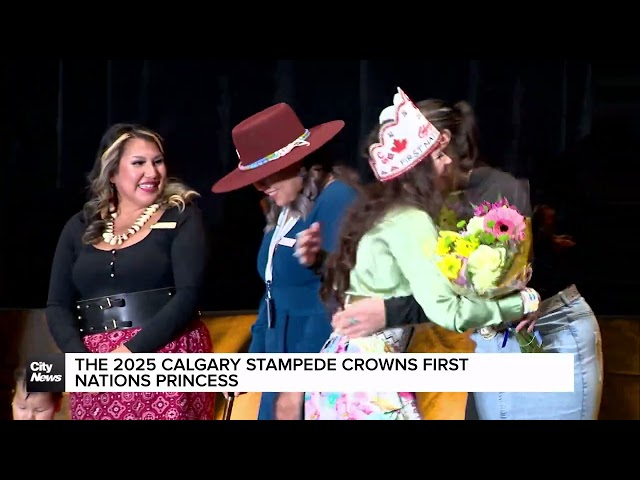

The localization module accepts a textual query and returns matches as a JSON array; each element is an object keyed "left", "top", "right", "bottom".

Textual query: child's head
[{"left": 11, "top": 367, "right": 63, "bottom": 420}]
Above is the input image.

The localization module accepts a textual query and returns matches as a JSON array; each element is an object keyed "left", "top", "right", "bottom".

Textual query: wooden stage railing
[{"left": 1, "top": 309, "right": 638, "bottom": 420}]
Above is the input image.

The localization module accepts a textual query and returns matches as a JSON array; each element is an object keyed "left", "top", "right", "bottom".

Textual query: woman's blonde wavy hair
[{"left": 82, "top": 123, "right": 199, "bottom": 245}]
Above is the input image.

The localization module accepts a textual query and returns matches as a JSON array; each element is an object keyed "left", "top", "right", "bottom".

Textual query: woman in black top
[{"left": 46, "top": 123, "right": 215, "bottom": 420}]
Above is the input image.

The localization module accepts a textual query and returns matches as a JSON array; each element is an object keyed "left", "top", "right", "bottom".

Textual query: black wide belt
[{"left": 76, "top": 287, "right": 175, "bottom": 336}]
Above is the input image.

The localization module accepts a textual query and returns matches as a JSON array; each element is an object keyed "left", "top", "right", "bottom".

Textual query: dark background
[{"left": 2, "top": 59, "right": 636, "bottom": 315}]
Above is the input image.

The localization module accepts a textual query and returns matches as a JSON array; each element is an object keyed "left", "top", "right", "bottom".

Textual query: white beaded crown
[{"left": 368, "top": 87, "right": 441, "bottom": 182}]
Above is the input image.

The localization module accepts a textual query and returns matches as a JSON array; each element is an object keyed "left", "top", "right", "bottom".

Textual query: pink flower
[
  {"left": 304, "top": 402, "right": 320, "bottom": 420},
  {"left": 491, "top": 197, "right": 511, "bottom": 210},
  {"left": 491, "top": 197, "right": 524, "bottom": 215},
  {"left": 473, "top": 201, "right": 493, "bottom": 217},
  {"left": 398, "top": 392, "right": 414, "bottom": 402},
  {"left": 352, "top": 402, "right": 375, "bottom": 418},
  {"left": 336, "top": 396, "right": 350, "bottom": 419},
  {"left": 484, "top": 206, "right": 526, "bottom": 241}
]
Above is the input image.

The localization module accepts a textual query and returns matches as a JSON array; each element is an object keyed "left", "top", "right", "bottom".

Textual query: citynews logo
[{"left": 26, "top": 354, "right": 65, "bottom": 393}]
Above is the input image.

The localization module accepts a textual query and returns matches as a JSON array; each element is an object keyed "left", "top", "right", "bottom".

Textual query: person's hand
[
  {"left": 518, "top": 287, "right": 541, "bottom": 331},
  {"left": 274, "top": 392, "right": 304, "bottom": 420},
  {"left": 222, "top": 392, "right": 246, "bottom": 400},
  {"left": 515, "top": 311, "right": 539, "bottom": 334},
  {"left": 111, "top": 345, "right": 131, "bottom": 353},
  {"left": 294, "top": 222, "right": 321, "bottom": 266},
  {"left": 331, "top": 297, "right": 386, "bottom": 339}
]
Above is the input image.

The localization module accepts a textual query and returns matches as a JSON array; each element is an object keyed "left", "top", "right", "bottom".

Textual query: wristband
[{"left": 521, "top": 288, "right": 540, "bottom": 315}]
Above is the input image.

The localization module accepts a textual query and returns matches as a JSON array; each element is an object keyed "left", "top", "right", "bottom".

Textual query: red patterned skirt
[{"left": 70, "top": 320, "right": 215, "bottom": 420}]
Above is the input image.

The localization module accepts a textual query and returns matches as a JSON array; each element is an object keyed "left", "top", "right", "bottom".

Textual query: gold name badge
[{"left": 150, "top": 222, "right": 177, "bottom": 230}]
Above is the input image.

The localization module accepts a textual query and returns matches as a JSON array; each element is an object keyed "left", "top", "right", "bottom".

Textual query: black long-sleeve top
[{"left": 45, "top": 203, "right": 208, "bottom": 353}]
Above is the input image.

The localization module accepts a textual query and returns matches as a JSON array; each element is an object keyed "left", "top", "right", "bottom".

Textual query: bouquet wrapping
[{"left": 435, "top": 197, "right": 543, "bottom": 353}]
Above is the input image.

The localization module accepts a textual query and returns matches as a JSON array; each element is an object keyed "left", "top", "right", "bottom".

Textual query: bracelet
[{"left": 521, "top": 288, "right": 540, "bottom": 315}]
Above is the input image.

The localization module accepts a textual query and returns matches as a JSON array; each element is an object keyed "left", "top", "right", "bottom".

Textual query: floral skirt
[
  {"left": 304, "top": 330, "right": 421, "bottom": 420},
  {"left": 70, "top": 320, "right": 215, "bottom": 420}
]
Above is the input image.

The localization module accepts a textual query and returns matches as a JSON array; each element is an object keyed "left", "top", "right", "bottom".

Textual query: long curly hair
[
  {"left": 320, "top": 157, "right": 442, "bottom": 309},
  {"left": 81, "top": 123, "right": 199, "bottom": 245},
  {"left": 320, "top": 98, "right": 481, "bottom": 309}
]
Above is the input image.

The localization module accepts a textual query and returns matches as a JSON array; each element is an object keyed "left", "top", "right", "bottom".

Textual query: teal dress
[{"left": 250, "top": 180, "right": 358, "bottom": 420}]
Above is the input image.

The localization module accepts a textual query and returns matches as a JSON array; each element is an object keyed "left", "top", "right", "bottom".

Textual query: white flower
[
  {"left": 466, "top": 216, "right": 485, "bottom": 235},
  {"left": 467, "top": 245, "right": 507, "bottom": 294}
]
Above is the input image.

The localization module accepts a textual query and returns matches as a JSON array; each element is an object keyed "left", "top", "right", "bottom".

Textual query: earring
[{"left": 108, "top": 183, "right": 117, "bottom": 215}]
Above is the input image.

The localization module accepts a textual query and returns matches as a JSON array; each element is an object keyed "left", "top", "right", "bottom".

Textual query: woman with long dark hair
[
  {"left": 321, "top": 98, "right": 603, "bottom": 421},
  {"left": 299, "top": 88, "right": 541, "bottom": 420}
]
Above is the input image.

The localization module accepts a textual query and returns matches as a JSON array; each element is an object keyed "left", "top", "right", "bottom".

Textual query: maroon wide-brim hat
[{"left": 211, "top": 103, "right": 345, "bottom": 193}]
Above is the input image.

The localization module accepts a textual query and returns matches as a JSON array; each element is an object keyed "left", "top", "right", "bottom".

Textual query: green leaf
[
  {"left": 456, "top": 220, "right": 467, "bottom": 229},
  {"left": 498, "top": 234, "right": 510, "bottom": 243},
  {"left": 479, "top": 232, "right": 496, "bottom": 245},
  {"left": 486, "top": 220, "right": 496, "bottom": 228}
]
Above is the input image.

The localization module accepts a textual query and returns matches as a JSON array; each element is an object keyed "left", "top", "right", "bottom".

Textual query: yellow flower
[
  {"left": 437, "top": 254, "right": 463, "bottom": 280},
  {"left": 453, "top": 238, "right": 476, "bottom": 257},
  {"left": 436, "top": 237, "right": 451, "bottom": 256},
  {"left": 440, "top": 231, "right": 462, "bottom": 241}
]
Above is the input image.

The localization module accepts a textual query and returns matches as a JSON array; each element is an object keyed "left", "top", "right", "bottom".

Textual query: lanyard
[{"left": 265, "top": 207, "right": 299, "bottom": 284}]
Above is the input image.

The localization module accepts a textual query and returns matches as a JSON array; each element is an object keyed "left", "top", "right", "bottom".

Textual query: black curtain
[{"left": 4, "top": 59, "right": 606, "bottom": 313}]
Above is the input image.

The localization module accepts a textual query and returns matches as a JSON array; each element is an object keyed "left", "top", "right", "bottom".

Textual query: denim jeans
[{"left": 469, "top": 295, "right": 603, "bottom": 420}]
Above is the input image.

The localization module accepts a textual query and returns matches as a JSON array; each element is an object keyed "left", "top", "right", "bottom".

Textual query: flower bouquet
[{"left": 435, "top": 197, "right": 543, "bottom": 353}]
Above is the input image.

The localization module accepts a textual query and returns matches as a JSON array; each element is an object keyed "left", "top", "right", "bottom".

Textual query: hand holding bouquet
[{"left": 435, "top": 198, "right": 543, "bottom": 353}]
